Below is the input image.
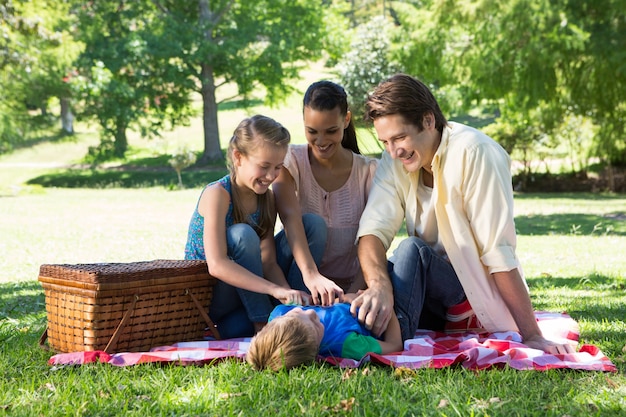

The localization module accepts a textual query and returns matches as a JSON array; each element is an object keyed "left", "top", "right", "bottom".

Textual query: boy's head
[{"left": 247, "top": 307, "right": 325, "bottom": 371}]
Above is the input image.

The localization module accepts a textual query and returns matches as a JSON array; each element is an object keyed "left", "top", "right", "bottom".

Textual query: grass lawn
[
  {"left": 1, "top": 188, "right": 625, "bottom": 416},
  {"left": 1, "top": 73, "right": 625, "bottom": 416}
]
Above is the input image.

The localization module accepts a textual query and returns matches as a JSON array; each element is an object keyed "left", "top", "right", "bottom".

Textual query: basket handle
[
  {"left": 104, "top": 295, "right": 139, "bottom": 353},
  {"left": 38, "top": 327, "right": 51, "bottom": 351},
  {"left": 186, "top": 289, "right": 221, "bottom": 340}
]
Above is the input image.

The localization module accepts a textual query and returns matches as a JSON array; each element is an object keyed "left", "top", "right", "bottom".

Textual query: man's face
[{"left": 373, "top": 113, "right": 440, "bottom": 174}]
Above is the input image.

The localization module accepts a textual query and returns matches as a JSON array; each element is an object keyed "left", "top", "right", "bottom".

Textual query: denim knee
[
  {"left": 394, "top": 236, "right": 430, "bottom": 259},
  {"left": 301, "top": 213, "right": 327, "bottom": 262},
  {"left": 227, "top": 223, "right": 260, "bottom": 256}
]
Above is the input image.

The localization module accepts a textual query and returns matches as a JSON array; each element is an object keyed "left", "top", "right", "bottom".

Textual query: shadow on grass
[
  {"left": 515, "top": 212, "right": 626, "bottom": 236},
  {"left": 527, "top": 273, "right": 625, "bottom": 289},
  {"left": 514, "top": 192, "right": 626, "bottom": 200},
  {"left": 26, "top": 167, "right": 228, "bottom": 188},
  {"left": 0, "top": 280, "right": 48, "bottom": 348},
  {"left": 0, "top": 281, "right": 45, "bottom": 317},
  {"left": 450, "top": 113, "right": 496, "bottom": 129},
  {"left": 218, "top": 98, "right": 264, "bottom": 111},
  {"left": 9, "top": 130, "right": 80, "bottom": 152}
]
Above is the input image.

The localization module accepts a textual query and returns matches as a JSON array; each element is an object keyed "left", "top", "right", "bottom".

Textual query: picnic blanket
[{"left": 47, "top": 311, "right": 617, "bottom": 372}]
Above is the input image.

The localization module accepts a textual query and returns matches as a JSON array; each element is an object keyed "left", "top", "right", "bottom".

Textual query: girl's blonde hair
[
  {"left": 246, "top": 316, "right": 319, "bottom": 371},
  {"left": 227, "top": 115, "right": 290, "bottom": 239}
]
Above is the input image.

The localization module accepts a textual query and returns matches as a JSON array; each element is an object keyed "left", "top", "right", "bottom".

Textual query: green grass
[
  {"left": 1, "top": 189, "right": 625, "bottom": 416},
  {"left": 1, "top": 67, "right": 625, "bottom": 416}
]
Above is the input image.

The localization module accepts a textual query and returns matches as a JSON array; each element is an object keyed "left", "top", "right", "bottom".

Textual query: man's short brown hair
[{"left": 365, "top": 74, "right": 447, "bottom": 134}]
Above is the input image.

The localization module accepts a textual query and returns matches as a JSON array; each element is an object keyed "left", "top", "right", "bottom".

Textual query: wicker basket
[{"left": 38, "top": 259, "right": 219, "bottom": 353}]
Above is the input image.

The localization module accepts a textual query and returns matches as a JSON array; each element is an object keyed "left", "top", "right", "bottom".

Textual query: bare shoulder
[{"left": 198, "top": 182, "right": 230, "bottom": 215}]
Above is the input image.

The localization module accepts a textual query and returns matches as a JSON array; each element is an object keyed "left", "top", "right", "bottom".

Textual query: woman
[{"left": 273, "top": 81, "right": 378, "bottom": 304}]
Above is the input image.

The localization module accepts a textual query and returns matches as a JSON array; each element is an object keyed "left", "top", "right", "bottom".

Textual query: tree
[
  {"left": 389, "top": 0, "right": 625, "bottom": 186},
  {"left": 148, "top": 0, "right": 326, "bottom": 163},
  {"left": 73, "top": 1, "right": 193, "bottom": 158},
  {"left": 336, "top": 15, "right": 399, "bottom": 119},
  {"left": 563, "top": 0, "right": 626, "bottom": 169},
  {"left": 74, "top": 0, "right": 326, "bottom": 162},
  {"left": 0, "top": 0, "right": 81, "bottom": 151}
]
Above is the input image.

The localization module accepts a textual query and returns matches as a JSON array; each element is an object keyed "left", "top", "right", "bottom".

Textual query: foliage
[
  {"left": 69, "top": 0, "right": 326, "bottom": 163},
  {"left": 72, "top": 1, "right": 195, "bottom": 158},
  {"left": 0, "top": 0, "right": 82, "bottom": 152},
  {"left": 336, "top": 15, "right": 400, "bottom": 119},
  {"left": 388, "top": 0, "right": 626, "bottom": 185},
  {"left": 320, "top": 1, "right": 354, "bottom": 67}
]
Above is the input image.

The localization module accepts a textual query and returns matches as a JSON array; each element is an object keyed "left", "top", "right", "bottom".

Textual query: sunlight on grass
[{"left": 1, "top": 62, "right": 625, "bottom": 417}]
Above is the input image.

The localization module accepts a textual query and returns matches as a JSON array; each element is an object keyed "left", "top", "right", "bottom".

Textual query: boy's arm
[{"left": 377, "top": 309, "right": 403, "bottom": 354}]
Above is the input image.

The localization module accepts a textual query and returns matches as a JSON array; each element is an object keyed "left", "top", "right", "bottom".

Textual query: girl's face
[
  {"left": 373, "top": 113, "right": 440, "bottom": 174},
  {"left": 285, "top": 307, "right": 325, "bottom": 345},
  {"left": 303, "top": 106, "right": 351, "bottom": 161},
  {"left": 233, "top": 141, "right": 287, "bottom": 194}
]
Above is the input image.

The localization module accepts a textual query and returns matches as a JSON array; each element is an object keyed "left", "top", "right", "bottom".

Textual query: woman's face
[{"left": 303, "top": 106, "right": 350, "bottom": 161}]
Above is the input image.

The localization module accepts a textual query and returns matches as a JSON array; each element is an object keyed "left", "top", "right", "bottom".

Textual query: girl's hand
[
  {"left": 273, "top": 288, "right": 312, "bottom": 306},
  {"left": 303, "top": 271, "right": 344, "bottom": 306}
]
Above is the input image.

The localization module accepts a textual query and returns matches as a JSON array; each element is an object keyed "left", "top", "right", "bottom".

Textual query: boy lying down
[{"left": 246, "top": 293, "right": 403, "bottom": 371}]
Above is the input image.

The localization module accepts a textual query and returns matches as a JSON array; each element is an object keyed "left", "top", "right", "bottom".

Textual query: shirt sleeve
[
  {"left": 356, "top": 152, "right": 406, "bottom": 249},
  {"left": 341, "top": 333, "right": 382, "bottom": 359},
  {"left": 460, "top": 140, "right": 519, "bottom": 273}
]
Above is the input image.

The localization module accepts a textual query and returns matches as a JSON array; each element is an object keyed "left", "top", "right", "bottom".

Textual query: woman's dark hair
[{"left": 303, "top": 81, "right": 360, "bottom": 154}]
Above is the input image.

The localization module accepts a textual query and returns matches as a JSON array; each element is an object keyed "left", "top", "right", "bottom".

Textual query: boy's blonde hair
[{"left": 247, "top": 316, "right": 319, "bottom": 371}]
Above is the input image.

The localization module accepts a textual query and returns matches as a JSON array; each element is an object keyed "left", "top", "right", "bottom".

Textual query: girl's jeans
[
  {"left": 389, "top": 237, "right": 466, "bottom": 341},
  {"left": 209, "top": 213, "right": 326, "bottom": 338}
]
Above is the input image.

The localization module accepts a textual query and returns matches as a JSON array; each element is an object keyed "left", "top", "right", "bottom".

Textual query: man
[{"left": 350, "top": 74, "right": 573, "bottom": 354}]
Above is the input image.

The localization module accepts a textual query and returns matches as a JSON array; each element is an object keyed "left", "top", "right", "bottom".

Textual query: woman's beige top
[{"left": 284, "top": 144, "right": 377, "bottom": 290}]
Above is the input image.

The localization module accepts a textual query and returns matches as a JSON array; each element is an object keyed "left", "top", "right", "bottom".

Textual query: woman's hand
[{"left": 303, "top": 271, "right": 344, "bottom": 306}]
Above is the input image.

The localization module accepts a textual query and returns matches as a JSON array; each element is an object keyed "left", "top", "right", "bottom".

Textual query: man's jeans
[{"left": 389, "top": 237, "right": 466, "bottom": 341}]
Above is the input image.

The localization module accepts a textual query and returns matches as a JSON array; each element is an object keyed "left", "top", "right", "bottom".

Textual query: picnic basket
[{"left": 38, "top": 259, "right": 220, "bottom": 353}]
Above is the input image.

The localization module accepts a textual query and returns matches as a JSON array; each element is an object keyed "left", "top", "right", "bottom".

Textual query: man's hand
[
  {"left": 523, "top": 334, "right": 576, "bottom": 354},
  {"left": 303, "top": 271, "right": 344, "bottom": 306},
  {"left": 349, "top": 286, "right": 394, "bottom": 337}
]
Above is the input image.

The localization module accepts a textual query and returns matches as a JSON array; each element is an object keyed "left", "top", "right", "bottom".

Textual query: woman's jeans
[
  {"left": 274, "top": 213, "right": 327, "bottom": 292},
  {"left": 390, "top": 237, "right": 466, "bottom": 341},
  {"left": 209, "top": 213, "right": 326, "bottom": 338}
]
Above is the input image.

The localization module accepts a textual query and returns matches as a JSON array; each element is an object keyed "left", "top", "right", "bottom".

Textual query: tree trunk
[
  {"left": 200, "top": 63, "right": 223, "bottom": 164},
  {"left": 197, "top": 0, "right": 224, "bottom": 165},
  {"left": 114, "top": 120, "right": 128, "bottom": 157},
  {"left": 60, "top": 97, "right": 74, "bottom": 134},
  {"left": 607, "top": 161, "right": 615, "bottom": 192}
]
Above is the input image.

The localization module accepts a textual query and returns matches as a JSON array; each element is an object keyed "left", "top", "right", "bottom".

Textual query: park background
[{"left": 1, "top": 1, "right": 625, "bottom": 416}]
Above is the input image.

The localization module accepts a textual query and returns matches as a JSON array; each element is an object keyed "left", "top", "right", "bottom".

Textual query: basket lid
[{"left": 38, "top": 259, "right": 209, "bottom": 284}]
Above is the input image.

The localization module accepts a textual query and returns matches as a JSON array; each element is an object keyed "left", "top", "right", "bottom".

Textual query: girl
[
  {"left": 185, "top": 115, "right": 310, "bottom": 339},
  {"left": 273, "top": 81, "right": 378, "bottom": 304}
]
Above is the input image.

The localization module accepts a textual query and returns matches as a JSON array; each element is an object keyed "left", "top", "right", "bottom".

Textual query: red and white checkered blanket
[{"left": 47, "top": 311, "right": 617, "bottom": 372}]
